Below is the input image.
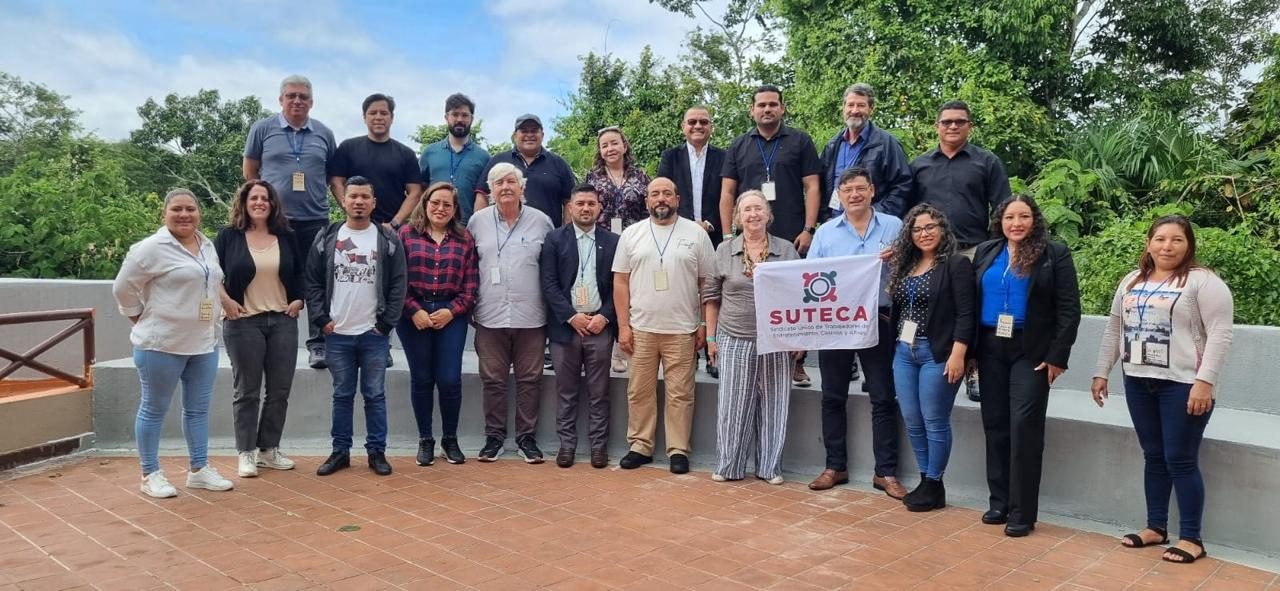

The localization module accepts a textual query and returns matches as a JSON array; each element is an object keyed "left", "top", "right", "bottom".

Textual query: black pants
[
  {"left": 978, "top": 328, "right": 1050, "bottom": 527},
  {"left": 291, "top": 218, "right": 328, "bottom": 352},
  {"left": 818, "top": 312, "right": 897, "bottom": 475}
]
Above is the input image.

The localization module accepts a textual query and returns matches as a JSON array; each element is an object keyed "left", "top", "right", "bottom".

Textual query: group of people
[{"left": 110, "top": 76, "right": 1233, "bottom": 565}]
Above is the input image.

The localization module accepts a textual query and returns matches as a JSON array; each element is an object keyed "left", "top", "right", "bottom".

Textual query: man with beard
[
  {"left": 613, "top": 177, "right": 715, "bottom": 474},
  {"left": 419, "top": 93, "right": 491, "bottom": 224},
  {"left": 476, "top": 114, "right": 575, "bottom": 224},
  {"left": 819, "top": 83, "right": 912, "bottom": 219}
]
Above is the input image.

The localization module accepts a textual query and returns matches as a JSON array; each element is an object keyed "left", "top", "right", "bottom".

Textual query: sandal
[
  {"left": 1121, "top": 526, "right": 1168, "bottom": 548},
  {"left": 1162, "top": 538, "right": 1207, "bottom": 564}
]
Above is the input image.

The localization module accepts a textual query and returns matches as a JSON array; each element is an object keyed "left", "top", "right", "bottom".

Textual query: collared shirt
[
  {"left": 585, "top": 168, "right": 651, "bottom": 230},
  {"left": 910, "top": 142, "right": 1012, "bottom": 248},
  {"left": 833, "top": 125, "right": 871, "bottom": 190},
  {"left": 721, "top": 124, "right": 823, "bottom": 239},
  {"left": 467, "top": 205, "right": 554, "bottom": 328},
  {"left": 573, "top": 225, "right": 602, "bottom": 313},
  {"left": 419, "top": 138, "right": 491, "bottom": 224},
  {"left": 243, "top": 113, "right": 337, "bottom": 222},
  {"left": 399, "top": 225, "right": 479, "bottom": 318},
  {"left": 809, "top": 211, "right": 903, "bottom": 308},
  {"left": 113, "top": 226, "right": 223, "bottom": 355},
  {"left": 476, "top": 148, "right": 576, "bottom": 224},
  {"left": 686, "top": 142, "right": 707, "bottom": 221},
  {"left": 703, "top": 234, "right": 799, "bottom": 339}
]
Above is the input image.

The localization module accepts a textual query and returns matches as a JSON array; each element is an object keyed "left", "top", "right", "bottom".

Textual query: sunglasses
[
  {"left": 685, "top": 118, "right": 711, "bottom": 127},
  {"left": 937, "top": 119, "right": 971, "bottom": 128}
]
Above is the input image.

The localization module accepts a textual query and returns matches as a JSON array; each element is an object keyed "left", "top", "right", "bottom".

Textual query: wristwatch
[{"left": 804, "top": 226, "right": 817, "bottom": 234}]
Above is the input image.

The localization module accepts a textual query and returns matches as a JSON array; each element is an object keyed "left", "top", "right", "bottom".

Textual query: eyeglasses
[
  {"left": 937, "top": 119, "right": 970, "bottom": 128},
  {"left": 911, "top": 223, "right": 941, "bottom": 235},
  {"left": 596, "top": 125, "right": 621, "bottom": 136},
  {"left": 685, "top": 118, "right": 711, "bottom": 127},
  {"left": 283, "top": 92, "right": 311, "bottom": 101},
  {"left": 427, "top": 200, "right": 455, "bottom": 209}
]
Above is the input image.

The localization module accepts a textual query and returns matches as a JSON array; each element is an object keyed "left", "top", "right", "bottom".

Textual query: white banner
[{"left": 752, "top": 255, "right": 882, "bottom": 354}]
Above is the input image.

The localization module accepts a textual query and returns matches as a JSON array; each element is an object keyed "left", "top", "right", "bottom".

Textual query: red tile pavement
[{"left": 0, "top": 455, "right": 1276, "bottom": 590}]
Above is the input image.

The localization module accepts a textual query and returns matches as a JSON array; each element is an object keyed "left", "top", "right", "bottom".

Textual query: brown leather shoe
[
  {"left": 808, "top": 469, "right": 849, "bottom": 491},
  {"left": 873, "top": 475, "right": 908, "bottom": 499},
  {"left": 590, "top": 449, "right": 608, "bottom": 469}
]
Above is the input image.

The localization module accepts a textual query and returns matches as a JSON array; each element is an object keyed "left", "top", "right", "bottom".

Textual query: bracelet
[{"left": 706, "top": 336, "right": 717, "bottom": 343}]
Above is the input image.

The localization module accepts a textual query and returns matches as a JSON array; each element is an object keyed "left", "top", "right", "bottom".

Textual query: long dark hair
[
  {"left": 1127, "top": 215, "right": 1202, "bottom": 290},
  {"left": 228, "top": 180, "right": 291, "bottom": 234},
  {"left": 591, "top": 127, "right": 637, "bottom": 174},
  {"left": 888, "top": 204, "right": 957, "bottom": 290},
  {"left": 409, "top": 181, "right": 467, "bottom": 239},
  {"left": 990, "top": 195, "right": 1047, "bottom": 278}
]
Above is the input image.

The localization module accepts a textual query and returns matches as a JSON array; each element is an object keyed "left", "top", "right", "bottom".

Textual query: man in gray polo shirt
[{"left": 243, "top": 74, "right": 339, "bottom": 369}]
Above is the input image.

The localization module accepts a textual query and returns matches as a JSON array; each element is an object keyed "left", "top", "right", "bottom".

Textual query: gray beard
[{"left": 649, "top": 206, "right": 674, "bottom": 221}]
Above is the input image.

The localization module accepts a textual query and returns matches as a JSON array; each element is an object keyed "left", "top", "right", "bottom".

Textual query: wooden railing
[{"left": 0, "top": 309, "right": 95, "bottom": 389}]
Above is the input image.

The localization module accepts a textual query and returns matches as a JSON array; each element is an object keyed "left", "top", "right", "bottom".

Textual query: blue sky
[{"left": 0, "top": 0, "right": 721, "bottom": 148}]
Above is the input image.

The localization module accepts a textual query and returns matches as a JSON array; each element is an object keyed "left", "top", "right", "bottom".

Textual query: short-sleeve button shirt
[{"left": 721, "top": 124, "right": 822, "bottom": 239}]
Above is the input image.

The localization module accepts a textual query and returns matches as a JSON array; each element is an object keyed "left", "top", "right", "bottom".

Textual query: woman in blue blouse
[{"left": 972, "top": 196, "right": 1081, "bottom": 537}]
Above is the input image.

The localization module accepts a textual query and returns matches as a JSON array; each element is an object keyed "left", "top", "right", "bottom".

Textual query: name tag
[
  {"left": 199, "top": 298, "right": 214, "bottom": 322},
  {"left": 761, "top": 181, "right": 777, "bottom": 201},
  {"left": 828, "top": 188, "right": 841, "bottom": 211},
  {"left": 899, "top": 320, "right": 918, "bottom": 344},
  {"left": 610, "top": 217, "right": 622, "bottom": 234},
  {"left": 995, "top": 313, "right": 1014, "bottom": 338},
  {"left": 490, "top": 266, "right": 501, "bottom": 285},
  {"left": 292, "top": 171, "right": 305, "bottom": 191},
  {"left": 654, "top": 270, "right": 669, "bottom": 291},
  {"left": 574, "top": 284, "right": 589, "bottom": 307},
  {"left": 1129, "top": 339, "right": 1143, "bottom": 365}
]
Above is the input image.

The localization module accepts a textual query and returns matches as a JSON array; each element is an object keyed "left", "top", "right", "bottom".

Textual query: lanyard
[
  {"left": 287, "top": 128, "right": 307, "bottom": 162},
  {"left": 1001, "top": 251, "right": 1015, "bottom": 313},
  {"left": 447, "top": 144, "right": 466, "bottom": 182},
  {"left": 493, "top": 207, "right": 525, "bottom": 258},
  {"left": 1135, "top": 276, "right": 1172, "bottom": 327},
  {"left": 906, "top": 268, "right": 930, "bottom": 312},
  {"left": 755, "top": 136, "right": 782, "bottom": 181},
  {"left": 577, "top": 232, "right": 595, "bottom": 282},
  {"left": 178, "top": 238, "right": 211, "bottom": 295},
  {"left": 648, "top": 219, "right": 677, "bottom": 266}
]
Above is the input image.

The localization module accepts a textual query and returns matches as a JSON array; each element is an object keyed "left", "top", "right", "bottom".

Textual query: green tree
[
  {"left": 0, "top": 72, "right": 80, "bottom": 174},
  {"left": 409, "top": 119, "right": 496, "bottom": 153}
]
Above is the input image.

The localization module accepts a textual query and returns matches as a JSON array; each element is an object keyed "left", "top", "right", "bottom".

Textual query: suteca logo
[{"left": 802, "top": 271, "right": 838, "bottom": 303}]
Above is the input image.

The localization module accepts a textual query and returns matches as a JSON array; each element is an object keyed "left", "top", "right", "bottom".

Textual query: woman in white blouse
[
  {"left": 113, "top": 189, "right": 234, "bottom": 498},
  {"left": 1092, "top": 215, "right": 1233, "bottom": 564}
]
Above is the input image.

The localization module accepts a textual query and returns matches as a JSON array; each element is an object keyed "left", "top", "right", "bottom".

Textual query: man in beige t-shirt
[{"left": 613, "top": 177, "right": 715, "bottom": 474}]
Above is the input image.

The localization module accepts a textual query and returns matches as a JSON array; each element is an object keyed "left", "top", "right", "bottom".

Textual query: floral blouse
[{"left": 586, "top": 167, "right": 651, "bottom": 230}]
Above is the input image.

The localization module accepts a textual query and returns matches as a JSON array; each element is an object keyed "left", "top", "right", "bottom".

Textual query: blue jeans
[
  {"left": 326, "top": 330, "right": 389, "bottom": 453},
  {"left": 133, "top": 348, "right": 219, "bottom": 475},
  {"left": 893, "top": 336, "right": 961, "bottom": 479},
  {"left": 397, "top": 303, "right": 468, "bottom": 439},
  {"left": 1124, "top": 376, "right": 1212, "bottom": 540}
]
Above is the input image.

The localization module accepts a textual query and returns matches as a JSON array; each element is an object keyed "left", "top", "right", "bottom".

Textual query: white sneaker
[
  {"left": 256, "top": 447, "right": 295, "bottom": 470},
  {"left": 238, "top": 451, "right": 258, "bottom": 477},
  {"left": 140, "top": 470, "right": 178, "bottom": 498},
  {"left": 186, "top": 466, "right": 234, "bottom": 491},
  {"left": 766, "top": 475, "right": 785, "bottom": 485},
  {"left": 711, "top": 473, "right": 727, "bottom": 482}
]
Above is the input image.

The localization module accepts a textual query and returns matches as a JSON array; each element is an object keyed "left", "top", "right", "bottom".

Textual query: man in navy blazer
[
  {"left": 540, "top": 185, "right": 620, "bottom": 469},
  {"left": 657, "top": 106, "right": 726, "bottom": 249}
]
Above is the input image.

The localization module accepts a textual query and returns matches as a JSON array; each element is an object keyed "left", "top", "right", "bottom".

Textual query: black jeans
[
  {"left": 224, "top": 312, "right": 298, "bottom": 452},
  {"left": 291, "top": 218, "right": 328, "bottom": 352},
  {"left": 978, "top": 328, "right": 1050, "bottom": 527},
  {"left": 818, "top": 312, "right": 898, "bottom": 475}
]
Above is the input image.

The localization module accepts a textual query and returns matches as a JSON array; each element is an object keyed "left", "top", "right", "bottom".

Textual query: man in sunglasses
[
  {"left": 910, "top": 99, "right": 1012, "bottom": 401},
  {"left": 657, "top": 106, "right": 727, "bottom": 250}
]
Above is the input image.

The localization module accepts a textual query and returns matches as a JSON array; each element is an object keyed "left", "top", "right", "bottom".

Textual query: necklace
[{"left": 742, "top": 238, "right": 768, "bottom": 277}]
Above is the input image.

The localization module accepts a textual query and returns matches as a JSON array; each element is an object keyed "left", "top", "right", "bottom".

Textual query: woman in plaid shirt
[{"left": 397, "top": 181, "right": 480, "bottom": 466}]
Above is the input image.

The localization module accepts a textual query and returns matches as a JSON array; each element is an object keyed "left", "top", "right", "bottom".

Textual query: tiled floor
[{"left": 1, "top": 455, "right": 1275, "bottom": 590}]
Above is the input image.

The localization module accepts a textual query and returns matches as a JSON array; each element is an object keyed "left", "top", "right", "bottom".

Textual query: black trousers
[
  {"left": 978, "top": 328, "right": 1051, "bottom": 527},
  {"left": 818, "top": 312, "right": 898, "bottom": 475},
  {"left": 291, "top": 219, "right": 328, "bottom": 352}
]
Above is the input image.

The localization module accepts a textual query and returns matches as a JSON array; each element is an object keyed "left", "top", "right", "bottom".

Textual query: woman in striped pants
[{"left": 703, "top": 190, "right": 799, "bottom": 484}]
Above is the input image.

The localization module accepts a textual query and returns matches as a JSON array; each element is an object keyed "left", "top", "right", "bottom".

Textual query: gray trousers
[
  {"left": 550, "top": 330, "right": 612, "bottom": 450},
  {"left": 224, "top": 312, "right": 298, "bottom": 452},
  {"left": 474, "top": 325, "right": 545, "bottom": 441}
]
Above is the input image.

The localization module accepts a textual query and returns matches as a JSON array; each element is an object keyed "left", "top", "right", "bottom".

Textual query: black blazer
[
  {"left": 972, "top": 239, "right": 1082, "bottom": 368},
  {"left": 890, "top": 255, "right": 976, "bottom": 364},
  {"left": 657, "top": 144, "right": 725, "bottom": 247},
  {"left": 213, "top": 227, "right": 304, "bottom": 305},
  {"left": 539, "top": 224, "right": 620, "bottom": 344}
]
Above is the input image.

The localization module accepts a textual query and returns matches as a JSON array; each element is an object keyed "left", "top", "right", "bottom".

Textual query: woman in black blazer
[
  {"left": 214, "top": 180, "right": 304, "bottom": 479},
  {"left": 886, "top": 204, "right": 975, "bottom": 512},
  {"left": 972, "top": 195, "right": 1081, "bottom": 537}
]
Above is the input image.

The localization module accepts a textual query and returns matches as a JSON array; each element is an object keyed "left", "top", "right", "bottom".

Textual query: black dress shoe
[
  {"left": 1004, "top": 523, "right": 1035, "bottom": 537},
  {"left": 556, "top": 448, "right": 575, "bottom": 468},
  {"left": 669, "top": 453, "right": 690, "bottom": 474},
  {"left": 590, "top": 448, "right": 608, "bottom": 469},
  {"left": 707, "top": 363, "right": 719, "bottom": 379},
  {"left": 619, "top": 451, "right": 653, "bottom": 469},
  {"left": 316, "top": 451, "right": 349, "bottom": 476},
  {"left": 368, "top": 452, "right": 392, "bottom": 476},
  {"left": 416, "top": 438, "right": 435, "bottom": 466},
  {"left": 982, "top": 509, "right": 1009, "bottom": 525}
]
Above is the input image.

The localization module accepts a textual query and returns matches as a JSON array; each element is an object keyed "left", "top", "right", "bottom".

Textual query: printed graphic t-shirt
[{"left": 330, "top": 224, "right": 379, "bottom": 335}]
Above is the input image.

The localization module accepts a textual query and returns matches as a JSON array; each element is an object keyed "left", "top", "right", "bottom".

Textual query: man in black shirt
[
  {"left": 330, "top": 94, "right": 424, "bottom": 228},
  {"left": 476, "top": 114, "right": 575, "bottom": 225}
]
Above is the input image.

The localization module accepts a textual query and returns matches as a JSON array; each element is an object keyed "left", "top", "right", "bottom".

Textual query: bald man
[{"left": 612, "top": 178, "right": 716, "bottom": 474}]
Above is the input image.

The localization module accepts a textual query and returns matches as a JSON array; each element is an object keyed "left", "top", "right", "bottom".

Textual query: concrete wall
[{"left": 0, "top": 389, "right": 93, "bottom": 456}]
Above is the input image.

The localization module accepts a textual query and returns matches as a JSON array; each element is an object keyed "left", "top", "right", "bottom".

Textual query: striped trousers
[{"left": 715, "top": 334, "right": 792, "bottom": 480}]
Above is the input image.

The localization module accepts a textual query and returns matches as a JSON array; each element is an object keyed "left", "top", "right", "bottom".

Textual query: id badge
[
  {"left": 574, "top": 284, "right": 589, "bottom": 307},
  {"left": 995, "top": 313, "right": 1014, "bottom": 338},
  {"left": 610, "top": 217, "right": 622, "bottom": 234},
  {"left": 291, "top": 171, "right": 305, "bottom": 191},
  {"left": 198, "top": 298, "right": 214, "bottom": 322},
  {"left": 761, "top": 181, "right": 777, "bottom": 201},
  {"left": 828, "top": 188, "right": 842, "bottom": 211},
  {"left": 899, "top": 320, "right": 918, "bottom": 344},
  {"left": 490, "top": 266, "right": 501, "bottom": 285},
  {"left": 654, "top": 270, "right": 669, "bottom": 291},
  {"left": 1129, "top": 339, "right": 1144, "bottom": 365}
]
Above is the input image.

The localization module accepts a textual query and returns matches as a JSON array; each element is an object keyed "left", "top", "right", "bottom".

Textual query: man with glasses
[
  {"left": 419, "top": 93, "right": 490, "bottom": 225},
  {"left": 476, "top": 114, "right": 575, "bottom": 225},
  {"left": 244, "top": 74, "right": 339, "bottom": 370},
  {"left": 910, "top": 99, "right": 1011, "bottom": 401}
]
